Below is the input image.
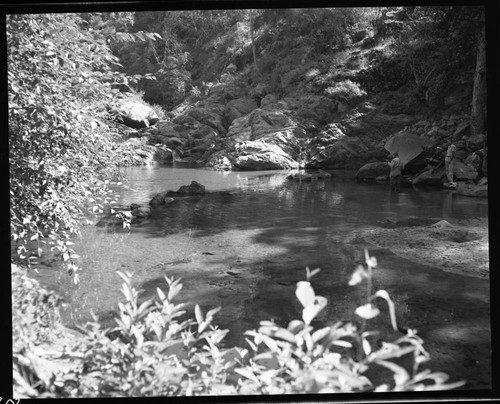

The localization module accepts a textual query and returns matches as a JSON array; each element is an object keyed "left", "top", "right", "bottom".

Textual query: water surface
[{"left": 33, "top": 166, "right": 490, "bottom": 388}]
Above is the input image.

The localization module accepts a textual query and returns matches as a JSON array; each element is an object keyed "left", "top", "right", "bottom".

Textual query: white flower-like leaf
[
  {"left": 355, "top": 303, "right": 380, "bottom": 319},
  {"left": 302, "top": 296, "right": 327, "bottom": 325},
  {"left": 296, "top": 281, "right": 315, "bottom": 308},
  {"left": 348, "top": 265, "right": 368, "bottom": 286}
]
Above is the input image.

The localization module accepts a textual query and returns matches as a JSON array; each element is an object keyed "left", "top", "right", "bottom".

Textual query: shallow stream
[{"left": 32, "top": 166, "right": 490, "bottom": 388}]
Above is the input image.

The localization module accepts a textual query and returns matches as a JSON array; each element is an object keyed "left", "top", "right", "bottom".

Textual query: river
[{"left": 32, "top": 166, "right": 490, "bottom": 388}]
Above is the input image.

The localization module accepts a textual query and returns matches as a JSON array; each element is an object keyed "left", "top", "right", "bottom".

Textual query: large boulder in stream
[
  {"left": 176, "top": 181, "right": 206, "bottom": 195},
  {"left": 412, "top": 167, "right": 446, "bottom": 186},
  {"left": 356, "top": 162, "right": 390, "bottom": 179},
  {"left": 150, "top": 191, "right": 176, "bottom": 207},
  {"left": 286, "top": 170, "right": 332, "bottom": 181}
]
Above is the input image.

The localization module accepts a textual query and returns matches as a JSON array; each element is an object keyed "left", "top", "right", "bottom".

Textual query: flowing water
[{"left": 31, "top": 166, "right": 490, "bottom": 388}]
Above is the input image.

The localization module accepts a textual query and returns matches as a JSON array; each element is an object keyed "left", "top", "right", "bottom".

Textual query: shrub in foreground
[{"left": 13, "top": 251, "right": 465, "bottom": 397}]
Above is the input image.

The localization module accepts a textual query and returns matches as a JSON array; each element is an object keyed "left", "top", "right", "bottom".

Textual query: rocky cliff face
[{"left": 116, "top": 17, "right": 486, "bottom": 192}]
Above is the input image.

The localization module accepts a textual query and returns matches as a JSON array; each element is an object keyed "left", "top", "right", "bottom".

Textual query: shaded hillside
[{"left": 112, "top": 7, "right": 486, "bottom": 187}]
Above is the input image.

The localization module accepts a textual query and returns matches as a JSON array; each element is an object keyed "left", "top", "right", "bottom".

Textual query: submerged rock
[
  {"left": 131, "top": 205, "right": 151, "bottom": 218},
  {"left": 286, "top": 170, "right": 332, "bottom": 181},
  {"left": 176, "top": 181, "right": 206, "bottom": 195},
  {"left": 150, "top": 191, "right": 176, "bottom": 207},
  {"left": 455, "top": 182, "right": 488, "bottom": 198}
]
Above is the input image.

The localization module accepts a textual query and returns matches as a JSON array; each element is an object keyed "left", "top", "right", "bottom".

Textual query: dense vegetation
[{"left": 9, "top": 6, "right": 487, "bottom": 397}]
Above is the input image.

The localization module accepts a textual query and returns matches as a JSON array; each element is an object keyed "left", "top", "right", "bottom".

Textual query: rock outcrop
[
  {"left": 115, "top": 99, "right": 159, "bottom": 129},
  {"left": 233, "top": 140, "right": 299, "bottom": 170}
]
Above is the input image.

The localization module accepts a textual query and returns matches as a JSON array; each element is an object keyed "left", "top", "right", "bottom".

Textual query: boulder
[
  {"left": 478, "top": 176, "right": 488, "bottom": 185},
  {"left": 233, "top": 140, "right": 298, "bottom": 170},
  {"left": 309, "top": 135, "right": 376, "bottom": 169},
  {"left": 153, "top": 147, "right": 173, "bottom": 164},
  {"left": 207, "top": 154, "right": 233, "bottom": 171},
  {"left": 175, "top": 181, "right": 206, "bottom": 195},
  {"left": 226, "top": 108, "right": 297, "bottom": 141},
  {"left": 455, "top": 182, "right": 488, "bottom": 198},
  {"left": 225, "top": 97, "right": 258, "bottom": 124},
  {"left": 453, "top": 161, "right": 478, "bottom": 181},
  {"left": 159, "top": 137, "right": 185, "bottom": 148},
  {"left": 412, "top": 167, "right": 445, "bottom": 186},
  {"left": 464, "top": 153, "right": 483, "bottom": 173},
  {"left": 482, "top": 150, "right": 488, "bottom": 176},
  {"left": 150, "top": 191, "right": 172, "bottom": 207},
  {"left": 260, "top": 94, "right": 279, "bottom": 108},
  {"left": 115, "top": 100, "right": 159, "bottom": 129},
  {"left": 131, "top": 205, "right": 151, "bottom": 218},
  {"left": 286, "top": 170, "right": 331, "bottom": 181},
  {"left": 356, "top": 162, "right": 390, "bottom": 179},
  {"left": 452, "top": 121, "right": 470, "bottom": 139},
  {"left": 467, "top": 134, "right": 486, "bottom": 151}
]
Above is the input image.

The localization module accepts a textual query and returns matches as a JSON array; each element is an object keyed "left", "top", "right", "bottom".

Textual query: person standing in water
[{"left": 388, "top": 152, "right": 404, "bottom": 192}]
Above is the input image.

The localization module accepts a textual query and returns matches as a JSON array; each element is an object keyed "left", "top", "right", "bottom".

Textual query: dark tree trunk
[
  {"left": 249, "top": 10, "right": 258, "bottom": 70},
  {"left": 470, "top": 12, "right": 486, "bottom": 137}
]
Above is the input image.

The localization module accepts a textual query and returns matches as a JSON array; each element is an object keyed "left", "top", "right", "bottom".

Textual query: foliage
[
  {"left": 12, "top": 264, "right": 65, "bottom": 397},
  {"left": 14, "top": 251, "right": 466, "bottom": 397},
  {"left": 7, "top": 13, "right": 158, "bottom": 277},
  {"left": 109, "top": 10, "right": 244, "bottom": 109},
  {"left": 386, "top": 6, "right": 483, "bottom": 106},
  {"left": 324, "top": 80, "right": 367, "bottom": 104}
]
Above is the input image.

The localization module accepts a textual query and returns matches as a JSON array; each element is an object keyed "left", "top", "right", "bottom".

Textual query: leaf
[
  {"left": 348, "top": 265, "right": 368, "bottom": 286},
  {"left": 374, "top": 290, "right": 398, "bottom": 331},
  {"left": 312, "top": 326, "right": 331, "bottom": 343},
  {"left": 195, "top": 304, "right": 203, "bottom": 325},
  {"left": 157, "top": 287, "right": 166, "bottom": 301},
  {"left": 206, "top": 306, "right": 221, "bottom": 321},
  {"left": 287, "top": 319, "right": 305, "bottom": 334},
  {"left": 116, "top": 270, "right": 132, "bottom": 284},
  {"left": 302, "top": 296, "right": 327, "bottom": 325},
  {"left": 332, "top": 340, "right": 352, "bottom": 348},
  {"left": 362, "top": 337, "right": 372, "bottom": 356},
  {"left": 355, "top": 303, "right": 380, "bottom": 320},
  {"left": 296, "top": 281, "right": 315, "bottom": 308},
  {"left": 167, "top": 281, "right": 182, "bottom": 301},
  {"left": 234, "top": 367, "right": 260, "bottom": 385},
  {"left": 376, "top": 360, "right": 410, "bottom": 386},
  {"left": 245, "top": 337, "right": 258, "bottom": 352}
]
